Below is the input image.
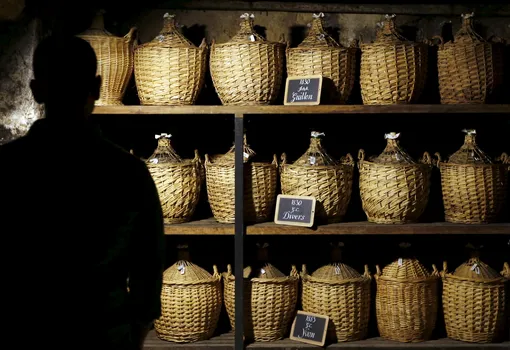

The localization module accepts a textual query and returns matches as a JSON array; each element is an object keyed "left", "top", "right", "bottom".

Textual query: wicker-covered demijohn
[
  {"left": 287, "top": 13, "right": 357, "bottom": 104},
  {"left": 280, "top": 131, "right": 354, "bottom": 223},
  {"left": 210, "top": 13, "right": 285, "bottom": 105},
  {"left": 301, "top": 243, "right": 371, "bottom": 342},
  {"left": 134, "top": 13, "right": 207, "bottom": 105},
  {"left": 360, "top": 14, "right": 428, "bottom": 105},
  {"left": 375, "top": 244, "right": 439, "bottom": 342},
  {"left": 224, "top": 262, "right": 299, "bottom": 341},
  {"left": 358, "top": 132, "right": 432, "bottom": 224},
  {"left": 442, "top": 253, "right": 508, "bottom": 343},
  {"left": 155, "top": 260, "right": 222, "bottom": 343},
  {"left": 436, "top": 129, "right": 509, "bottom": 224},
  {"left": 77, "top": 10, "right": 136, "bottom": 106},
  {"left": 145, "top": 133, "right": 202, "bottom": 224},
  {"left": 436, "top": 13, "right": 504, "bottom": 104},
  {"left": 205, "top": 135, "right": 278, "bottom": 223}
]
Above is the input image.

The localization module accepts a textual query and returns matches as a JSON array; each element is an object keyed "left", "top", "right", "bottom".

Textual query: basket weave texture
[
  {"left": 134, "top": 13, "right": 207, "bottom": 105},
  {"left": 77, "top": 12, "right": 136, "bottom": 106},
  {"left": 436, "top": 13, "right": 504, "bottom": 104},
  {"left": 280, "top": 133, "right": 354, "bottom": 223},
  {"left": 360, "top": 14, "right": 427, "bottom": 105},
  {"left": 286, "top": 13, "right": 357, "bottom": 104},
  {"left": 224, "top": 264, "right": 299, "bottom": 342},
  {"left": 436, "top": 130, "right": 509, "bottom": 224},
  {"left": 302, "top": 263, "right": 371, "bottom": 342},
  {"left": 146, "top": 134, "right": 202, "bottom": 224},
  {"left": 210, "top": 13, "right": 285, "bottom": 105},
  {"left": 155, "top": 261, "right": 222, "bottom": 343},
  {"left": 358, "top": 133, "right": 432, "bottom": 224},
  {"left": 205, "top": 135, "right": 277, "bottom": 223},
  {"left": 442, "top": 258, "right": 508, "bottom": 343},
  {"left": 375, "top": 258, "right": 439, "bottom": 342}
]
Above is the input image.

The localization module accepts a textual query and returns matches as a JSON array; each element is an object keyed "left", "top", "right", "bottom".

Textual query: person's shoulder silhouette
[{"left": 0, "top": 35, "right": 164, "bottom": 349}]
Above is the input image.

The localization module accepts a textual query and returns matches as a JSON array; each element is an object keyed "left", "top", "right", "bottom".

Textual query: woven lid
[
  {"left": 144, "top": 13, "right": 196, "bottom": 48},
  {"left": 502, "top": 262, "right": 510, "bottom": 279},
  {"left": 146, "top": 133, "right": 183, "bottom": 164},
  {"left": 373, "top": 14, "right": 413, "bottom": 45},
  {"left": 163, "top": 260, "right": 216, "bottom": 283},
  {"left": 448, "top": 129, "right": 492, "bottom": 164},
  {"left": 298, "top": 13, "right": 341, "bottom": 48},
  {"left": 311, "top": 263, "right": 362, "bottom": 280},
  {"left": 372, "top": 132, "right": 416, "bottom": 164},
  {"left": 227, "top": 13, "right": 268, "bottom": 43},
  {"left": 214, "top": 134, "right": 256, "bottom": 164},
  {"left": 452, "top": 257, "right": 502, "bottom": 281},
  {"left": 453, "top": 13, "right": 486, "bottom": 44},
  {"left": 293, "top": 131, "right": 338, "bottom": 166}
]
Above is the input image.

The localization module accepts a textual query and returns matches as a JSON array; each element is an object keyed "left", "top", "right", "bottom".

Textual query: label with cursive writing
[
  {"left": 274, "top": 194, "right": 316, "bottom": 227},
  {"left": 284, "top": 75, "right": 322, "bottom": 105},
  {"left": 290, "top": 310, "right": 329, "bottom": 346}
]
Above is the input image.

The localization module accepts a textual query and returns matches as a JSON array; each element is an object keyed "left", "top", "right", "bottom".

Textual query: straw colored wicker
[
  {"left": 155, "top": 261, "right": 222, "bottom": 343},
  {"left": 358, "top": 133, "right": 432, "bottom": 224},
  {"left": 436, "top": 130, "right": 509, "bottom": 224},
  {"left": 286, "top": 13, "right": 357, "bottom": 104},
  {"left": 77, "top": 11, "right": 136, "bottom": 106},
  {"left": 146, "top": 134, "right": 202, "bottom": 224},
  {"left": 375, "top": 258, "right": 439, "bottom": 342},
  {"left": 280, "top": 133, "right": 354, "bottom": 223},
  {"left": 210, "top": 13, "right": 285, "bottom": 106},
  {"left": 224, "top": 264, "right": 299, "bottom": 342},
  {"left": 502, "top": 263, "right": 510, "bottom": 340},
  {"left": 442, "top": 259, "right": 508, "bottom": 343},
  {"left": 205, "top": 135, "right": 278, "bottom": 223},
  {"left": 134, "top": 13, "right": 207, "bottom": 105},
  {"left": 435, "top": 13, "right": 504, "bottom": 104},
  {"left": 360, "top": 14, "right": 427, "bottom": 105},
  {"left": 302, "top": 263, "right": 371, "bottom": 342}
]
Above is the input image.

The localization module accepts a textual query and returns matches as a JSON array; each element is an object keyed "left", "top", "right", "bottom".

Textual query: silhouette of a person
[{"left": 0, "top": 36, "right": 164, "bottom": 349}]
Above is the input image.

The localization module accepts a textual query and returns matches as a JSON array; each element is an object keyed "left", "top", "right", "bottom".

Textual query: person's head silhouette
[{"left": 30, "top": 35, "right": 101, "bottom": 121}]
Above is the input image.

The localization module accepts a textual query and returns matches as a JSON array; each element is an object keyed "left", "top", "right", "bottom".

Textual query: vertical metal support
[{"left": 234, "top": 113, "right": 245, "bottom": 350}]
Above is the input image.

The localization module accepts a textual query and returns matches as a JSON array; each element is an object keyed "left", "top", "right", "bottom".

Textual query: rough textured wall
[{"left": 0, "top": 16, "right": 42, "bottom": 145}]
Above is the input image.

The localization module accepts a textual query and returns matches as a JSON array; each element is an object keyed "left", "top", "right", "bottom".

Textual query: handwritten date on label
[
  {"left": 274, "top": 195, "right": 316, "bottom": 227},
  {"left": 284, "top": 75, "right": 322, "bottom": 105},
  {"left": 290, "top": 311, "right": 329, "bottom": 347}
]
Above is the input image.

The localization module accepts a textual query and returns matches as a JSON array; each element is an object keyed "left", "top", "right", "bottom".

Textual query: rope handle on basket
[
  {"left": 204, "top": 154, "right": 211, "bottom": 167},
  {"left": 290, "top": 265, "right": 299, "bottom": 278},
  {"left": 212, "top": 265, "right": 220, "bottom": 278},
  {"left": 226, "top": 264, "right": 233, "bottom": 277},
  {"left": 431, "top": 35, "right": 444, "bottom": 48},
  {"left": 280, "top": 153, "right": 287, "bottom": 165},
  {"left": 124, "top": 27, "right": 138, "bottom": 45},
  {"left": 434, "top": 152, "right": 442, "bottom": 167},
  {"left": 272, "top": 154, "right": 278, "bottom": 166},
  {"left": 193, "top": 149, "right": 200, "bottom": 162},
  {"left": 487, "top": 34, "right": 506, "bottom": 44},
  {"left": 358, "top": 149, "right": 365, "bottom": 162},
  {"left": 199, "top": 37, "right": 208, "bottom": 49},
  {"left": 497, "top": 152, "right": 509, "bottom": 164},
  {"left": 342, "top": 153, "right": 355, "bottom": 166},
  {"left": 421, "top": 152, "right": 432, "bottom": 165},
  {"left": 431, "top": 264, "right": 440, "bottom": 277},
  {"left": 441, "top": 261, "right": 448, "bottom": 277},
  {"left": 502, "top": 262, "right": 509, "bottom": 277},
  {"left": 363, "top": 265, "right": 371, "bottom": 279},
  {"left": 375, "top": 265, "right": 381, "bottom": 279},
  {"left": 301, "top": 264, "right": 308, "bottom": 277}
]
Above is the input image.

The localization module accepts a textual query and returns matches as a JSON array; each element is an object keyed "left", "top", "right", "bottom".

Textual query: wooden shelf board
[
  {"left": 144, "top": 331, "right": 510, "bottom": 349},
  {"left": 164, "top": 219, "right": 510, "bottom": 235},
  {"left": 92, "top": 105, "right": 510, "bottom": 115}
]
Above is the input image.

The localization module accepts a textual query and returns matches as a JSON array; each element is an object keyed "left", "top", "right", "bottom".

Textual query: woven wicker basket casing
[
  {"left": 155, "top": 261, "right": 222, "bottom": 343},
  {"left": 77, "top": 11, "right": 136, "bottom": 106},
  {"left": 436, "top": 130, "right": 509, "bottom": 224},
  {"left": 223, "top": 264, "right": 299, "bottom": 342},
  {"left": 210, "top": 13, "right": 285, "bottom": 105},
  {"left": 435, "top": 13, "right": 504, "bottom": 104},
  {"left": 134, "top": 13, "right": 207, "bottom": 105},
  {"left": 286, "top": 13, "right": 357, "bottom": 104},
  {"left": 375, "top": 258, "right": 439, "bottom": 342},
  {"left": 502, "top": 263, "right": 510, "bottom": 341},
  {"left": 358, "top": 133, "right": 432, "bottom": 224},
  {"left": 146, "top": 135, "right": 202, "bottom": 224},
  {"left": 360, "top": 14, "right": 428, "bottom": 105},
  {"left": 280, "top": 135, "right": 354, "bottom": 223},
  {"left": 205, "top": 136, "right": 278, "bottom": 223},
  {"left": 442, "top": 259, "right": 508, "bottom": 343},
  {"left": 302, "top": 263, "right": 371, "bottom": 342}
]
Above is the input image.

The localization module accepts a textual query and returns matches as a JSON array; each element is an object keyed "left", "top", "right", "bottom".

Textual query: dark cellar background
[{"left": 1, "top": 0, "right": 509, "bottom": 339}]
